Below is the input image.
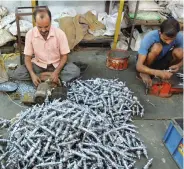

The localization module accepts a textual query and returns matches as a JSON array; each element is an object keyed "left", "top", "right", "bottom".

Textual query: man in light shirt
[{"left": 13, "top": 7, "right": 80, "bottom": 86}]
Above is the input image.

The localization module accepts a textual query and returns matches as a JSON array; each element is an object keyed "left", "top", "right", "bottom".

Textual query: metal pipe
[
  {"left": 15, "top": 8, "right": 22, "bottom": 65},
  {"left": 112, "top": 0, "right": 125, "bottom": 49},
  {"left": 31, "top": 0, "right": 38, "bottom": 26}
]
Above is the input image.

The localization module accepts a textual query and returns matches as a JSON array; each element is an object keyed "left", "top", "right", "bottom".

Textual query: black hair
[
  {"left": 160, "top": 18, "right": 180, "bottom": 38},
  {"left": 33, "top": 7, "right": 51, "bottom": 21}
]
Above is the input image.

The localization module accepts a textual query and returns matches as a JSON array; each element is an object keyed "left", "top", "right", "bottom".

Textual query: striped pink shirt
[{"left": 24, "top": 26, "right": 70, "bottom": 68}]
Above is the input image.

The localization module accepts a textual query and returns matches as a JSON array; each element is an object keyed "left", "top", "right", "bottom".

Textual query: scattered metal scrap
[
  {"left": 0, "top": 78, "right": 153, "bottom": 168},
  {"left": 16, "top": 81, "right": 36, "bottom": 97},
  {"left": 176, "top": 73, "right": 184, "bottom": 86},
  {"left": 0, "top": 118, "right": 11, "bottom": 129}
]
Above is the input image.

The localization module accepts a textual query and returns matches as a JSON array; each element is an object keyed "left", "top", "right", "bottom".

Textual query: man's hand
[
  {"left": 30, "top": 72, "right": 41, "bottom": 87},
  {"left": 50, "top": 71, "right": 59, "bottom": 83},
  {"left": 169, "top": 64, "right": 180, "bottom": 73},
  {"left": 156, "top": 70, "right": 173, "bottom": 80}
]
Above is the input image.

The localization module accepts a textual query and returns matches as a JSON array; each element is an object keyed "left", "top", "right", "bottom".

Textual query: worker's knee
[
  {"left": 172, "top": 48, "right": 183, "bottom": 60},
  {"left": 61, "top": 62, "right": 80, "bottom": 82},
  {"left": 150, "top": 43, "right": 163, "bottom": 56},
  {"left": 70, "top": 63, "right": 80, "bottom": 78},
  {"left": 11, "top": 65, "right": 31, "bottom": 80}
]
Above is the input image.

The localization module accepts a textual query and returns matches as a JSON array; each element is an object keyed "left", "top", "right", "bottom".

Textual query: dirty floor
[{"left": 0, "top": 49, "right": 182, "bottom": 169}]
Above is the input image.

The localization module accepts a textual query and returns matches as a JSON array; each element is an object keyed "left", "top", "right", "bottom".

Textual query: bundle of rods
[{"left": 0, "top": 78, "right": 153, "bottom": 169}]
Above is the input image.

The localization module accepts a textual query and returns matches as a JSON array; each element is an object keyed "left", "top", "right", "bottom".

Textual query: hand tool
[
  {"left": 145, "top": 83, "right": 149, "bottom": 95},
  {"left": 22, "top": 72, "right": 67, "bottom": 105},
  {"left": 147, "top": 73, "right": 183, "bottom": 98}
]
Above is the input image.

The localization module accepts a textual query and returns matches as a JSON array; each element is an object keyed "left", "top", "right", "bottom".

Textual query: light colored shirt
[
  {"left": 138, "top": 30, "right": 183, "bottom": 60},
  {"left": 24, "top": 26, "right": 70, "bottom": 68}
]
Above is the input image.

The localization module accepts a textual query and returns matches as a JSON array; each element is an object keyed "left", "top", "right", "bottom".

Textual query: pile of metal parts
[
  {"left": 0, "top": 78, "right": 153, "bottom": 169},
  {"left": 68, "top": 78, "right": 144, "bottom": 118},
  {"left": 176, "top": 73, "right": 184, "bottom": 86}
]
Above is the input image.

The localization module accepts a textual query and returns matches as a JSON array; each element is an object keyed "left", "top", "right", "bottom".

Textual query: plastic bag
[
  {"left": 0, "top": 13, "right": 15, "bottom": 29},
  {"left": 131, "top": 32, "right": 147, "bottom": 51},
  {"left": 0, "top": 29, "right": 16, "bottom": 47},
  {"left": 98, "top": 12, "right": 107, "bottom": 23},
  {"left": 133, "top": 29, "right": 139, "bottom": 40},
  {"left": 103, "top": 13, "right": 123, "bottom": 36},
  {"left": 9, "top": 20, "right": 32, "bottom": 36},
  {"left": 172, "top": 5, "right": 183, "bottom": 19},
  {"left": 53, "top": 8, "right": 77, "bottom": 22},
  {"left": 0, "top": 6, "right": 8, "bottom": 18},
  {"left": 141, "top": 25, "right": 153, "bottom": 33},
  {"left": 116, "top": 40, "right": 128, "bottom": 50}
]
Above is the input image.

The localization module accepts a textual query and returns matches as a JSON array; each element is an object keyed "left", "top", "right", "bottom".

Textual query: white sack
[
  {"left": 53, "top": 8, "right": 77, "bottom": 22},
  {"left": 103, "top": 12, "right": 124, "bottom": 36},
  {"left": 116, "top": 40, "right": 128, "bottom": 50},
  {"left": 0, "top": 29, "right": 16, "bottom": 47},
  {"left": 0, "top": 13, "right": 15, "bottom": 29},
  {"left": 0, "top": 6, "right": 8, "bottom": 18},
  {"left": 98, "top": 11, "right": 127, "bottom": 36},
  {"left": 9, "top": 20, "right": 32, "bottom": 36}
]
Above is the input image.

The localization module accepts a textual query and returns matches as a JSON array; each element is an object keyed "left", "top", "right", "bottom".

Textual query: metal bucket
[{"left": 106, "top": 49, "right": 130, "bottom": 70}]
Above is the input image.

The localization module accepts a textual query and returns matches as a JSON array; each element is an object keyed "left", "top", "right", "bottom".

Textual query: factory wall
[{"left": 0, "top": 1, "right": 105, "bottom": 17}]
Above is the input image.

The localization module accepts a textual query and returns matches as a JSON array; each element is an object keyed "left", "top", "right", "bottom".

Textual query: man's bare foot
[{"left": 139, "top": 73, "right": 152, "bottom": 87}]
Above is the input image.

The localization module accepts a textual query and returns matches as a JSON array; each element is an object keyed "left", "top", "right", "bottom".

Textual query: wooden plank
[{"left": 80, "top": 36, "right": 115, "bottom": 44}]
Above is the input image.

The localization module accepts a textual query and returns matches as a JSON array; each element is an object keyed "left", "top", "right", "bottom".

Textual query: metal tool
[
  {"left": 145, "top": 83, "right": 149, "bottom": 95},
  {"left": 147, "top": 74, "right": 183, "bottom": 98},
  {"left": 34, "top": 81, "right": 51, "bottom": 104},
  {"left": 146, "top": 99, "right": 156, "bottom": 107}
]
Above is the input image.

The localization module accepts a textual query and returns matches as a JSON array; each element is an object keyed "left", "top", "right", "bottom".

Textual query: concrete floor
[{"left": 0, "top": 49, "right": 182, "bottom": 169}]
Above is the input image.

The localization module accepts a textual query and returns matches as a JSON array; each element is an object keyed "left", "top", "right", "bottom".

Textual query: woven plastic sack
[
  {"left": 0, "top": 29, "right": 16, "bottom": 47},
  {"left": 129, "top": 12, "right": 161, "bottom": 20},
  {"left": 0, "top": 13, "right": 15, "bottom": 29},
  {"left": 0, "top": 6, "right": 8, "bottom": 18},
  {"left": 53, "top": 8, "right": 77, "bottom": 22},
  {"left": 9, "top": 20, "right": 33, "bottom": 36}
]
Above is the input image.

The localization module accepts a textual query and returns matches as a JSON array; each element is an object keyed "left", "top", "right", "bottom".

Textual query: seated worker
[
  {"left": 12, "top": 7, "right": 80, "bottom": 86},
  {"left": 136, "top": 18, "right": 183, "bottom": 87}
]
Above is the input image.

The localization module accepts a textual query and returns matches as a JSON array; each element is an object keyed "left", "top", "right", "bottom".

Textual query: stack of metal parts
[
  {"left": 0, "top": 78, "right": 153, "bottom": 169},
  {"left": 68, "top": 78, "right": 144, "bottom": 118},
  {"left": 176, "top": 73, "right": 184, "bottom": 86}
]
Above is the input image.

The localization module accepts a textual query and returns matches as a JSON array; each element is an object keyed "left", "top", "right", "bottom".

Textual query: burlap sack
[
  {"left": 59, "top": 15, "right": 87, "bottom": 49},
  {"left": 0, "top": 59, "right": 8, "bottom": 83},
  {"left": 80, "top": 11, "right": 105, "bottom": 31},
  {"left": 59, "top": 11, "right": 105, "bottom": 49}
]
